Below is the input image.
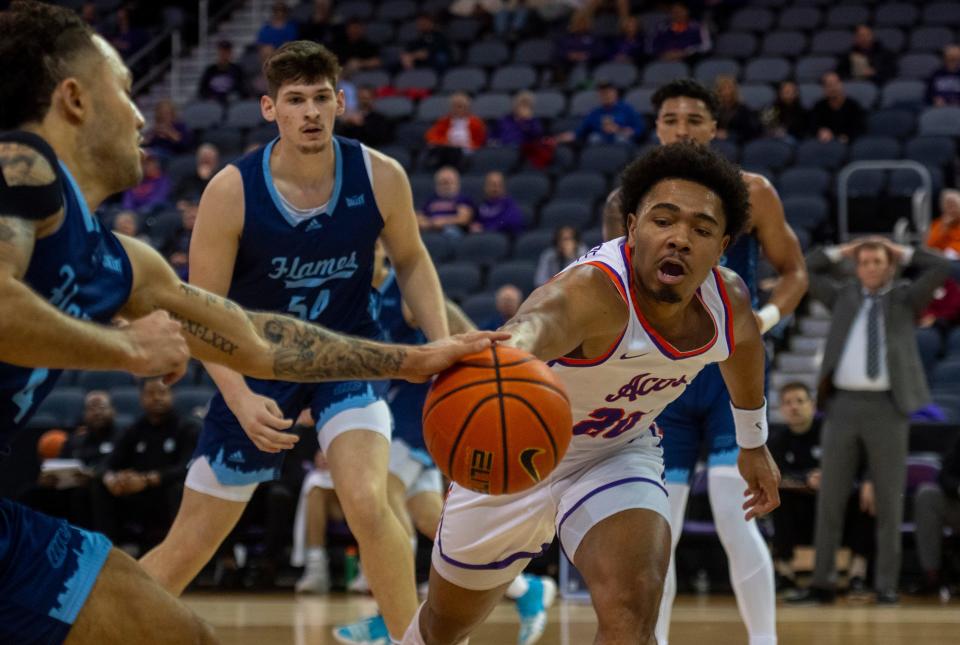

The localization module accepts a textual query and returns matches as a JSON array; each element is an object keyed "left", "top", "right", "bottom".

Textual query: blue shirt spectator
[
  {"left": 574, "top": 82, "right": 646, "bottom": 144},
  {"left": 928, "top": 45, "right": 960, "bottom": 107},
  {"left": 471, "top": 172, "right": 525, "bottom": 235},
  {"left": 651, "top": 2, "right": 711, "bottom": 61},
  {"left": 257, "top": 2, "right": 298, "bottom": 49}
]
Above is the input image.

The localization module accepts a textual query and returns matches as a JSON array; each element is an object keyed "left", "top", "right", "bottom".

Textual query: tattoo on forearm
[
  {"left": 255, "top": 315, "right": 407, "bottom": 380},
  {"left": 166, "top": 310, "right": 239, "bottom": 356}
]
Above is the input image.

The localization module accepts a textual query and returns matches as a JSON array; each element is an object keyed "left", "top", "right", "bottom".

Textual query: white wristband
[
  {"left": 731, "top": 399, "right": 769, "bottom": 449},
  {"left": 756, "top": 304, "right": 781, "bottom": 334}
]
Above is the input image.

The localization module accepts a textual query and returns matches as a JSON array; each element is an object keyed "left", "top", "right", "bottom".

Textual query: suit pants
[{"left": 812, "top": 390, "right": 908, "bottom": 592}]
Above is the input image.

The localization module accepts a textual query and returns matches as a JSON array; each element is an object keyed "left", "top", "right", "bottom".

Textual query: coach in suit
[{"left": 796, "top": 238, "right": 950, "bottom": 604}]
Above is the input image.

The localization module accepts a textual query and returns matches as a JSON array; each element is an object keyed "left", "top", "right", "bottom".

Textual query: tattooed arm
[{"left": 0, "top": 139, "right": 189, "bottom": 376}]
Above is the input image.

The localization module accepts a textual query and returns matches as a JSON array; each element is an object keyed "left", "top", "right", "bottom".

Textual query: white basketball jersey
[{"left": 549, "top": 238, "right": 736, "bottom": 469}]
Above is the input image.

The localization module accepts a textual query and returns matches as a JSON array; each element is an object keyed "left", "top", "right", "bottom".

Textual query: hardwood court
[{"left": 184, "top": 593, "right": 960, "bottom": 644}]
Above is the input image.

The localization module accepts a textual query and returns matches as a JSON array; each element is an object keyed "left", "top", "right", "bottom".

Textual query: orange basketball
[
  {"left": 37, "top": 429, "right": 68, "bottom": 460},
  {"left": 423, "top": 345, "right": 572, "bottom": 495}
]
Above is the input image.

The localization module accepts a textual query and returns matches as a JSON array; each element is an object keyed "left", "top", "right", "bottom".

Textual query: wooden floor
[{"left": 184, "top": 592, "right": 960, "bottom": 644}]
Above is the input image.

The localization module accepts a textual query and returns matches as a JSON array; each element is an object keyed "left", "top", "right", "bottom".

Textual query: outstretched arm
[{"left": 716, "top": 268, "right": 781, "bottom": 520}]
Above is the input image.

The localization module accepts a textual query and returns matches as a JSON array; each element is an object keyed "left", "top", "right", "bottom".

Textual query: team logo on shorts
[
  {"left": 519, "top": 447, "right": 544, "bottom": 483},
  {"left": 468, "top": 449, "right": 493, "bottom": 494}
]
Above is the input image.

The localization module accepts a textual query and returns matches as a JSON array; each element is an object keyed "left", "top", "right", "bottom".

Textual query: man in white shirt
[{"left": 793, "top": 237, "right": 950, "bottom": 605}]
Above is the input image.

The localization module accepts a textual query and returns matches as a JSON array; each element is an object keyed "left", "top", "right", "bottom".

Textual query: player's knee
[
  {"left": 591, "top": 567, "right": 662, "bottom": 637},
  {"left": 337, "top": 482, "right": 390, "bottom": 533}
]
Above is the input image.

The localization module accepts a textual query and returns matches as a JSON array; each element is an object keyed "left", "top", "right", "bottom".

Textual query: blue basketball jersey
[
  {"left": 720, "top": 231, "right": 758, "bottom": 307},
  {"left": 228, "top": 135, "right": 383, "bottom": 337},
  {"left": 0, "top": 163, "right": 132, "bottom": 450},
  {"left": 377, "top": 269, "right": 430, "bottom": 451}
]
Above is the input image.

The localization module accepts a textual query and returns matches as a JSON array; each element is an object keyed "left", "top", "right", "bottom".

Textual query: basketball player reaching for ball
[
  {"left": 603, "top": 80, "right": 807, "bottom": 645},
  {"left": 401, "top": 142, "right": 781, "bottom": 645},
  {"left": 329, "top": 243, "right": 556, "bottom": 645},
  {"left": 138, "top": 40, "right": 454, "bottom": 644},
  {"left": 0, "top": 4, "right": 498, "bottom": 643}
]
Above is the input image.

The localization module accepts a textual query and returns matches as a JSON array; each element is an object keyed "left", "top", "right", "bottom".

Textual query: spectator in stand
[
  {"left": 337, "top": 86, "right": 393, "bottom": 147},
  {"left": 418, "top": 166, "right": 475, "bottom": 236},
  {"left": 19, "top": 391, "right": 118, "bottom": 530},
  {"left": 471, "top": 171, "right": 525, "bottom": 235},
  {"left": 762, "top": 80, "right": 809, "bottom": 141},
  {"left": 494, "top": 91, "right": 544, "bottom": 147},
  {"left": 651, "top": 2, "right": 711, "bottom": 62},
  {"left": 606, "top": 15, "right": 646, "bottom": 67},
  {"left": 562, "top": 81, "right": 646, "bottom": 145},
  {"left": 714, "top": 75, "right": 761, "bottom": 141},
  {"left": 111, "top": 210, "right": 152, "bottom": 246},
  {"left": 553, "top": 9, "right": 602, "bottom": 82},
  {"left": 122, "top": 151, "right": 172, "bottom": 216},
  {"left": 108, "top": 5, "right": 148, "bottom": 60},
  {"left": 926, "top": 190, "right": 960, "bottom": 259},
  {"left": 918, "top": 278, "right": 960, "bottom": 354},
  {"left": 769, "top": 383, "right": 875, "bottom": 593},
  {"left": 330, "top": 19, "right": 381, "bottom": 75},
  {"left": 164, "top": 199, "right": 199, "bottom": 280},
  {"left": 811, "top": 72, "right": 865, "bottom": 143},
  {"left": 494, "top": 0, "right": 530, "bottom": 39},
  {"left": 198, "top": 40, "right": 247, "bottom": 103},
  {"left": 298, "top": 0, "right": 338, "bottom": 45},
  {"left": 481, "top": 284, "right": 523, "bottom": 330},
  {"left": 174, "top": 143, "right": 220, "bottom": 202},
  {"left": 913, "top": 435, "right": 960, "bottom": 595},
  {"left": 79, "top": 1, "right": 105, "bottom": 34},
  {"left": 92, "top": 378, "right": 198, "bottom": 550},
  {"left": 402, "top": 13, "right": 453, "bottom": 73},
  {"left": 928, "top": 44, "right": 960, "bottom": 107},
  {"left": 838, "top": 25, "right": 895, "bottom": 84},
  {"left": 257, "top": 1, "right": 298, "bottom": 50},
  {"left": 534, "top": 225, "right": 587, "bottom": 286},
  {"left": 142, "top": 99, "right": 193, "bottom": 157},
  {"left": 424, "top": 92, "right": 488, "bottom": 169}
]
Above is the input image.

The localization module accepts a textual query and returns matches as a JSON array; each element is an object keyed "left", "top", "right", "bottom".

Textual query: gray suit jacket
[{"left": 806, "top": 247, "right": 951, "bottom": 416}]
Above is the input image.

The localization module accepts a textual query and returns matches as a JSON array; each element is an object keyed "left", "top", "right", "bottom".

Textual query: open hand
[
  {"left": 738, "top": 446, "right": 782, "bottom": 520},
  {"left": 400, "top": 332, "right": 511, "bottom": 382}
]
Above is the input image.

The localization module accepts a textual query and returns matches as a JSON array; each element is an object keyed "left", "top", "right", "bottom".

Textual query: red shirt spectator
[
  {"left": 926, "top": 190, "right": 960, "bottom": 259},
  {"left": 425, "top": 93, "right": 487, "bottom": 152}
]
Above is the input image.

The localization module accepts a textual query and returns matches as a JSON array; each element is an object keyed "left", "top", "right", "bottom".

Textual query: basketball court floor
[{"left": 184, "top": 592, "right": 960, "bottom": 644}]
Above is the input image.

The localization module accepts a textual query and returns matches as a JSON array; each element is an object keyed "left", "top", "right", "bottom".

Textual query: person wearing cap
[{"left": 559, "top": 81, "right": 646, "bottom": 145}]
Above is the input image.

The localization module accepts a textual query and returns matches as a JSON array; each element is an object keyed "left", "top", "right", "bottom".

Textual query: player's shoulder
[
  {"left": 0, "top": 130, "right": 63, "bottom": 221},
  {"left": 714, "top": 265, "right": 751, "bottom": 313},
  {"left": 363, "top": 143, "right": 405, "bottom": 178}
]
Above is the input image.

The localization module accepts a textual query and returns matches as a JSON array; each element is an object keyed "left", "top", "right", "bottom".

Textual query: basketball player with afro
[{"left": 402, "top": 142, "right": 781, "bottom": 645}]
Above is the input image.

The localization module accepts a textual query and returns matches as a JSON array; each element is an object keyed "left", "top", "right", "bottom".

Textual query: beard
[
  {"left": 295, "top": 141, "right": 327, "bottom": 155},
  {"left": 653, "top": 285, "right": 682, "bottom": 304},
  {"left": 82, "top": 117, "right": 142, "bottom": 193}
]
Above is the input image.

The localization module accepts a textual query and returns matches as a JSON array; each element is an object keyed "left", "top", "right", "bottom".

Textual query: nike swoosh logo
[
  {"left": 519, "top": 447, "right": 544, "bottom": 483},
  {"left": 620, "top": 352, "right": 650, "bottom": 360}
]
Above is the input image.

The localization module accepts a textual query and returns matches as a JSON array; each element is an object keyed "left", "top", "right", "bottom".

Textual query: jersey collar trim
[{"left": 262, "top": 136, "right": 343, "bottom": 227}]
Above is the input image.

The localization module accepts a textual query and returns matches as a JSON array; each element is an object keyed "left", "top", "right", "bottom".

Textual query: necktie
[{"left": 866, "top": 295, "right": 880, "bottom": 379}]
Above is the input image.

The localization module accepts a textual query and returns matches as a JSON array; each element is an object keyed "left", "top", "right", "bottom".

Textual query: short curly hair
[
  {"left": 0, "top": 1, "right": 99, "bottom": 130},
  {"left": 619, "top": 142, "right": 749, "bottom": 241},
  {"left": 651, "top": 79, "right": 719, "bottom": 121}
]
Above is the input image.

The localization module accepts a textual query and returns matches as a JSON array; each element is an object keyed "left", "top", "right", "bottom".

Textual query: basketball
[
  {"left": 422, "top": 345, "right": 572, "bottom": 495},
  {"left": 37, "top": 429, "right": 68, "bottom": 460}
]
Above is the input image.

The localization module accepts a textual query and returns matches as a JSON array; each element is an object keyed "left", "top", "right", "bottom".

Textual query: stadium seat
[
  {"left": 471, "top": 93, "right": 512, "bottom": 120},
  {"left": 110, "top": 386, "right": 141, "bottom": 418},
  {"left": 579, "top": 144, "right": 633, "bottom": 176},
  {"left": 489, "top": 66, "right": 537, "bottom": 93},
  {"left": 874, "top": 3, "right": 918, "bottom": 28},
  {"left": 454, "top": 232, "right": 510, "bottom": 266},
  {"left": 880, "top": 79, "right": 926, "bottom": 108},
  {"left": 642, "top": 62, "right": 690, "bottom": 86},
  {"left": 866, "top": 109, "right": 916, "bottom": 139},
  {"left": 778, "top": 167, "right": 831, "bottom": 197},
  {"left": 741, "top": 140, "right": 793, "bottom": 171},
  {"left": 845, "top": 169, "right": 887, "bottom": 198},
  {"left": 782, "top": 195, "right": 829, "bottom": 232},
  {"left": 744, "top": 57, "right": 792, "bottom": 84},
  {"left": 415, "top": 95, "right": 450, "bottom": 123},
  {"left": 582, "top": 227, "right": 603, "bottom": 249},
  {"left": 710, "top": 139, "right": 739, "bottom": 163},
  {"left": 351, "top": 70, "right": 390, "bottom": 89},
  {"left": 436, "top": 263, "right": 482, "bottom": 300},
  {"left": 916, "top": 327, "right": 941, "bottom": 382},
  {"left": 739, "top": 84, "right": 776, "bottom": 110},
  {"left": 908, "top": 26, "right": 955, "bottom": 53},
  {"left": 374, "top": 96, "right": 414, "bottom": 120},
  {"left": 338, "top": 1, "right": 373, "bottom": 20},
  {"left": 440, "top": 67, "right": 487, "bottom": 94},
  {"left": 873, "top": 27, "right": 906, "bottom": 53},
  {"left": 796, "top": 82, "right": 823, "bottom": 109},
  {"left": 200, "top": 128, "right": 244, "bottom": 159},
  {"left": 394, "top": 69, "right": 437, "bottom": 92},
  {"left": 224, "top": 99, "right": 263, "bottom": 129},
  {"left": 540, "top": 200, "right": 593, "bottom": 231},
  {"left": 713, "top": 32, "right": 758, "bottom": 59},
  {"left": 932, "top": 360, "right": 960, "bottom": 387},
  {"left": 466, "top": 147, "right": 519, "bottom": 176},
  {"left": 364, "top": 22, "right": 394, "bottom": 45},
  {"left": 421, "top": 231, "right": 453, "bottom": 263},
  {"left": 570, "top": 90, "right": 600, "bottom": 117},
  {"left": 898, "top": 54, "right": 940, "bottom": 80},
  {"left": 506, "top": 173, "right": 551, "bottom": 206},
  {"left": 376, "top": 0, "right": 416, "bottom": 22},
  {"left": 466, "top": 40, "right": 511, "bottom": 68},
  {"left": 844, "top": 81, "right": 878, "bottom": 109},
  {"left": 35, "top": 388, "right": 84, "bottom": 427},
  {"left": 730, "top": 8, "right": 775, "bottom": 32},
  {"left": 888, "top": 166, "right": 943, "bottom": 197},
  {"left": 810, "top": 30, "right": 852, "bottom": 56},
  {"left": 448, "top": 18, "right": 482, "bottom": 44},
  {"left": 850, "top": 136, "right": 901, "bottom": 161},
  {"left": 594, "top": 62, "right": 638, "bottom": 89},
  {"left": 487, "top": 261, "right": 537, "bottom": 295},
  {"left": 514, "top": 39, "right": 553, "bottom": 67},
  {"left": 513, "top": 230, "right": 555, "bottom": 260},
  {"left": 553, "top": 171, "right": 607, "bottom": 203},
  {"left": 180, "top": 101, "right": 222, "bottom": 131},
  {"left": 395, "top": 20, "right": 419, "bottom": 46},
  {"left": 922, "top": 2, "right": 960, "bottom": 26},
  {"left": 760, "top": 31, "right": 807, "bottom": 58},
  {"left": 795, "top": 56, "right": 837, "bottom": 83},
  {"left": 825, "top": 5, "right": 870, "bottom": 29},
  {"left": 919, "top": 107, "right": 960, "bottom": 136},
  {"left": 459, "top": 175, "right": 485, "bottom": 202},
  {"left": 173, "top": 386, "right": 214, "bottom": 418},
  {"left": 778, "top": 6, "right": 821, "bottom": 31},
  {"left": 693, "top": 59, "right": 741, "bottom": 85},
  {"left": 460, "top": 292, "right": 497, "bottom": 324},
  {"left": 77, "top": 371, "right": 136, "bottom": 391},
  {"left": 409, "top": 173, "right": 434, "bottom": 207},
  {"left": 904, "top": 136, "right": 956, "bottom": 169},
  {"left": 530, "top": 91, "right": 566, "bottom": 119},
  {"left": 247, "top": 123, "right": 278, "bottom": 147},
  {"left": 624, "top": 87, "right": 657, "bottom": 115},
  {"left": 26, "top": 413, "right": 62, "bottom": 431}
]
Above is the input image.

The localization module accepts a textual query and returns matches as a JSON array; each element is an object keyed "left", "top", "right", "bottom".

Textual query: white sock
[
  {"left": 655, "top": 483, "right": 690, "bottom": 645},
  {"left": 305, "top": 546, "right": 327, "bottom": 572},
  {"left": 504, "top": 575, "right": 529, "bottom": 600},
  {"left": 708, "top": 467, "right": 777, "bottom": 645},
  {"left": 401, "top": 603, "right": 427, "bottom": 645}
]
